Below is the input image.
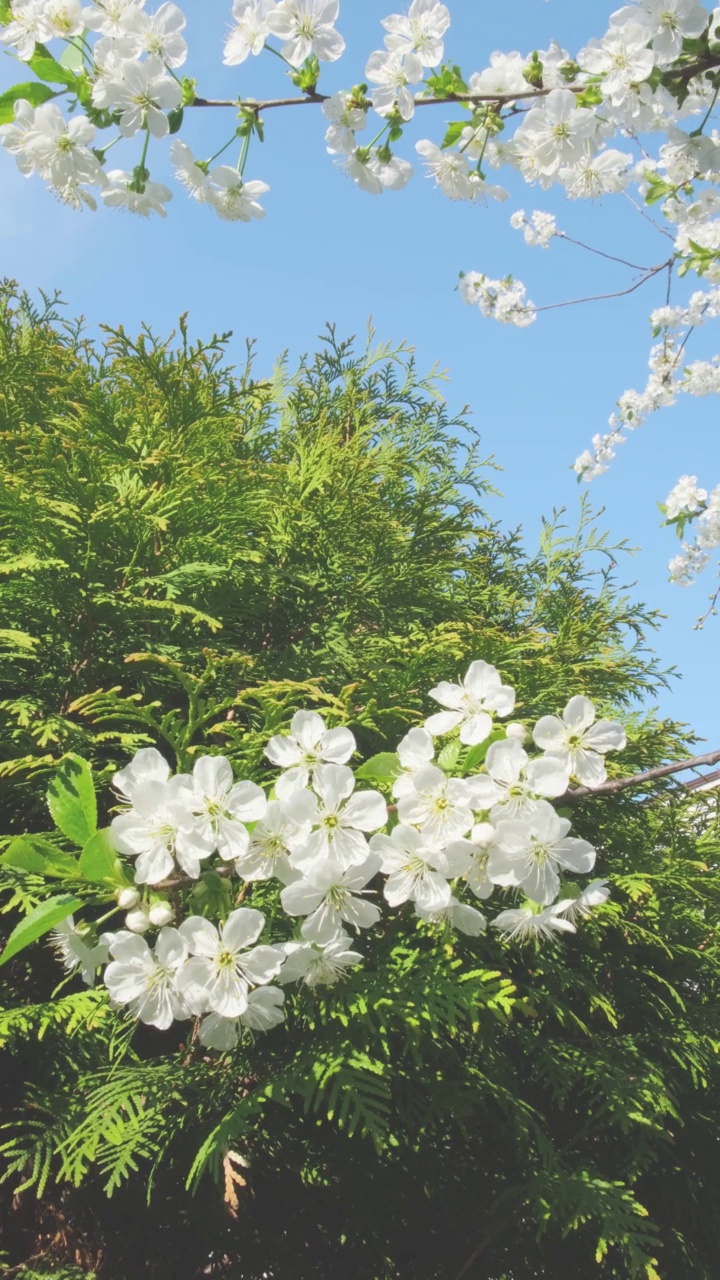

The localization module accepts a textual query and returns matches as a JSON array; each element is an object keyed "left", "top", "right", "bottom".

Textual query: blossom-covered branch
[{"left": 3, "top": 0, "right": 720, "bottom": 597}]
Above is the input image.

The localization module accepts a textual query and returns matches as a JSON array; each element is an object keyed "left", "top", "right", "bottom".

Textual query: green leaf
[
  {"left": 462, "top": 729, "right": 506, "bottom": 775},
  {"left": 0, "top": 0, "right": 12, "bottom": 21},
  {"left": 0, "top": 894, "right": 85, "bottom": 967},
  {"left": 354, "top": 752, "right": 401, "bottom": 782},
  {"left": 79, "top": 829, "right": 126, "bottom": 886},
  {"left": 2, "top": 836, "right": 79, "bottom": 879},
  {"left": 59, "top": 37, "right": 86, "bottom": 73},
  {"left": 0, "top": 82, "right": 57, "bottom": 125},
  {"left": 441, "top": 121, "right": 467, "bottom": 150},
  {"left": 28, "top": 43, "right": 78, "bottom": 86},
  {"left": 47, "top": 754, "right": 97, "bottom": 847},
  {"left": 437, "top": 740, "right": 462, "bottom": 772}
]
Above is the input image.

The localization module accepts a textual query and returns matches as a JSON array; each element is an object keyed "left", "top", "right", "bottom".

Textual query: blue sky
[{"left": 2, "top": 0, "right": 719, "bottom": 748}]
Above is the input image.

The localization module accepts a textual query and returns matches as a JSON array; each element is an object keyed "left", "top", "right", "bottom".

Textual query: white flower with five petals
[
  {"left": 532, "top": 695, "right": 626, "bottom": 787},
  {"left": 177, "top": 908, "right": 284, "bottom": 1018},
  {"left": 104, "top": 927, "right": 190, "bottom": 1029},
  {"left": 199, "top": 986, "right": 285, "bottom": 1048},
  {"left": 365, "top": 48, "right": 423, "bottom": 120},
  {"left": 280, "top": 854, "right": 381, "bottom": 944},
  {"left": 266, "top": 0, "right": 345, "bottom": 67},
  {"left": 492, "top": 806, "right": 596, "bottom": 905},
  {"left": 425, "top": 660, "right": 515, "bottom": 745},
  {"left": 370, "top": 822, "right": 469, "bottom": 911},
  {"left": 397, "top": 764, "right": 474, "bottom": 847},
  {"left": 284, "top": 764, "right": 387, "bottom": 873},
  {"left": 491, "top": 903, "right": 576, "bottom": 941},
  {"left": 110, "top": 776, "right": 213, "bottom": 884},
  {"left": 265, "top": 710, "right": 355, "bottom": 799},
  {"left": 234, "top": 798, "right": 309, "bottom": 884},
  {"left": 392, "top": 726, "right": 435, "bottom": 799},
  {"left": 188, "top": 755, "right": 266, "bottom": 862},
  {"left": 224, "top": 0, "right": 276, "bottom": 64},
  {"left": 467, "top": 737, "right": 569, "bottom": 820},
  {"left": 381, "top": 0, "right": 450, "bottom": 67}
]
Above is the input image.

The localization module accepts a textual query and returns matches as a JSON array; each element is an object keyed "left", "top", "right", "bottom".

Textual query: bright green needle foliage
[{"left": 0, "top": 282, "right": 718, "bottom": 1280}]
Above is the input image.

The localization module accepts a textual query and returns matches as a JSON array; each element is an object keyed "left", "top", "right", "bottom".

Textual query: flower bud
[
  {"left": 148, "top": 901, "right": 174, "bottom": 927},
  {"left": 506, "top": 722, "right": 528, "bottom": 743},
  {"left": 117, "top": 887, "right": 141, "bottom": 910},
  {"left": 125, "top": 908, "right": 151, "bottom": 934},
  {"left": 472, "top": 822, "right": 496, "bottom": 847}
]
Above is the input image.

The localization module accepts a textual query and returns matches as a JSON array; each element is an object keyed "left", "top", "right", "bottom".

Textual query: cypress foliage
[{"left": 0, "top": 282, "right": 718, "bottom": 1280}]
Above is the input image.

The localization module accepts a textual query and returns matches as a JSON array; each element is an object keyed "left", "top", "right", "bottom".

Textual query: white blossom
[
  {"left": 381, "top": 0, "right": 451, "bottom": 67},
  {"left": 265, "top": 710, "right": 355, "bottom": 799},
  {"left": 1, "top": 0, "right": 55, "bottom": 59},
  {"left": 468, "top": 52, "right": 529, "bottom": 98},
  {"left": 113, "top": 747, "right": 171, "bottom": 802},
  {"left": 104, "top": 927, "right": 190, "bottom": 1029},
  {"left": 491, "top": 903, "right": 577, "bottom": 941},
  {"left": 177, "top": 908, "right": 284, "bottom": 1017},
  {"left": 92, "top": 57, "right": 181, "bottom": 138},
  {"left": 532, "top": 696, "right": 626, "bottom": 787},
  {"left": 235, "top": 798, "right": 309, "bottom": 883},
  {"left": 223, "top": 0, "right": 275, "bottom": 64},
  {"left": 559, "top": 149, "right": 632, "bottom": 198},
  {"left": 278, "top": 932, "right": 363, "bottom": 986},
  {"left": 110, "top": 774, "right": 213, "bottom": 884},
  {"left": 579, "top": 24, "right": 655, "bottom": 103},
  {"left": 513, "top": 89, "right": 599, "bottom": 178},
  {"left": 467, "top": 737, "right": 570, "bottom": 821},
  {"left": 665, "top": 474, "right": 709, "bottom": 519},
  {"left": 85, "top": 0, "right": 147, "bottom": 37},
  {"left": 283, "top": 763, "right": 387, "bottom": 873},
  {"left": 280, "top": 855, "right": 381, "bottom": 944},
  {"left": 370, "top": 822, "right": 467, "bottom": 911},
  {"left": 460, "top": 271, "right": 537, "bottom": 326},
  {"left": 510, "top": 208, "right": 557, "bottom": 248},
  {"left": 199, "top": 986, "right": 285, "bottom": 1047},
  {"left": 102, "top": 170, "right": 174, "bottom": 217},
  {"left": 266, "top": 0, "right": 345, "bottom": 67},
  {"left": 205, "top": 168, "right": 269, "bottom": 221},
  {"left": 170, "top": 138, "right": 211, "bottom": 199},
  {"left": 397, "top": 765, "right": 475, "bottom": 847},
  {"left": 491, "top": 806, "right": 597, "bottom": 905},
  {"left": 425, "top": 660, "right": 516, "bottom": 744},
  {"left": 392, "top": 726, "right": 435, "bottom": 799},
  {"left": 415, "top": 894, "right": 487, "bottom": 935},
  {"left": 118, "top": 0, "right": 188, "bottom": 67},
  {"left": 365, "top": 48, "right": 423, "bottom": 121},
  {"left": 188, "top": 755, "right": 266, "bottom": 862},
  {"left": 415, "top": 139, "right": 476, "bottom": 200},
  {"left": 555, "top": 878, "right": 611, "bottom": 922},
  {"left": 444, "top": 821, "right": 499, "bottom": 900},
  {"left": 50, "top": 916, "right": 109, "bottom": 984}
]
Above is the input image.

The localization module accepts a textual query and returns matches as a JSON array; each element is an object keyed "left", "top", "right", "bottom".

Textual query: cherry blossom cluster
[
  {"left": 2, "top": 3, "right": 720, "bottom": 571},
  {"left": 50, "top": 659, "right": 623, "bottom": 1049}
]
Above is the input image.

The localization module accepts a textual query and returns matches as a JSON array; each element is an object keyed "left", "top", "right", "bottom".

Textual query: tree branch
[
  {"left": 559, "top": 748, "right": 720, "bottom": 804},
  {"left": 190, "top": 57, "right": 720, "bottom": 114}
]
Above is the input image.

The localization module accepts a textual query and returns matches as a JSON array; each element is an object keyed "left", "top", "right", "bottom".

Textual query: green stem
[
  {"left": 139, "top": 128, "right": 151, "bottom": 171},
  {"left": 263, "top": 41, "right": 294, "bottom": 69},
  {"left": 691, "top": 83, "right": 720, "bottom": 136},
  {"left": 237, "top": 130, "right": 251, "bottom": 176},
  {"left": 206, "top": 133, "right": 237, "bottom": 165}
]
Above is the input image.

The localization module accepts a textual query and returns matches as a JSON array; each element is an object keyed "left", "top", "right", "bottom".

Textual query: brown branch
[
  {"left": 190, "top": 57, "right": 720, "bottom": 114},
  {"left": 559, "top": 748, "right": 720, "bottom": 804}
]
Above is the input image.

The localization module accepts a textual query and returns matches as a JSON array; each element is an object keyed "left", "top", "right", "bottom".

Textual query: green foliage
[{"left": 0, "top": 283, "right": 718, "bottom": 1279}]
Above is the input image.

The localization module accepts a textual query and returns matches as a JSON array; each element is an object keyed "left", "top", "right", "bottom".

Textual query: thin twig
[
  {"left": 559, "top": 747, "right": 720, "bottom": 804},
  {"left": 557, "top": 231, "right": 653, "bottom": 273},
  {"left": 531, "top": 261, "right": 671, "bottom": 314}
]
